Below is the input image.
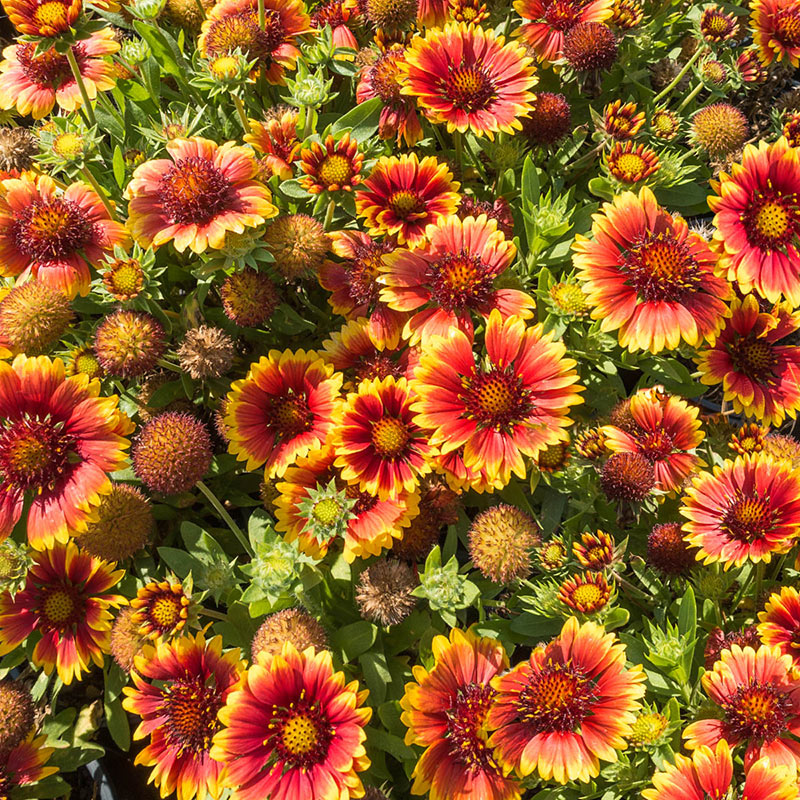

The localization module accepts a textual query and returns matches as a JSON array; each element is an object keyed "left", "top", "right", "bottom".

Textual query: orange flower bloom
[
  {"left": 759, "top": 587, "right": 800, "bottom": 668},
  {"left": 0, "top": 735, "right": 58, "bottom": 798},
  {"left": 2, "top": 0, "right": 80, "bottom": 37},
  {"left": 131, "top": 579, "right": 193, "bottom": 642},
  {"left": 299, "top": 133, "right": 363, "bottom": 194},
  {"left": 0, "top": 30, "right": 119, "bottom": 119},
  {"left": 0, "top": 355, "right": 132, "bottom": 549},
  {"left": 572, "top": 530, "right": 615, "bottom": 570},
  {"left": 244, "top": 107, "right": 300, "bottom": 180},
  {"left": 602, "top": 100, "right": 645, "bottom": 140},
  {"left": 573, "top": 187, "right": 730, "bottom": 353},
  {"left": 412, "top": 310, "right": 583, "bottom": 486},
  {"left": 0, "top": 541, "right": 125, "bottom": 684},
  {"left": 225, "top": 350, "right": 343, "bottom": 479},
  {"left": 680, "top": 454, "right": 800, "bottom": 568},
  {"left": 310, "top": 0, "right": 359, "bottom": 50},
  {"left": 431, "top": 447, "right": 506, "bottom": 494},
  {"left": 356, "top": 153, "right": 460, "bottom": 248},
  {"left": 126, "top": 137, "right": 277, "bottom": 255},
  {"left": 605, "top": 141, "right": 660, "bottom": 183},
  {"left": 487, "top": 618, "right": 645, "bottom": 784},
  {"left": 751, "top": 0, "right": 800, "bottom": 66},
  {"left": 557, "top": 571, "right": 613, "bottom": 614},
  {"left": 401, "top": 628, "right": 521, "bottom": 800},
  {"left": 700, "top": 4, "right": 738, "bottom": 42}
]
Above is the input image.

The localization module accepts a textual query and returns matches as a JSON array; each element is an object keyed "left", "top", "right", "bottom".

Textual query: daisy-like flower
[
  {"left": 684, "top": 644, "right": 800, "bottom": 771},
  {"left": 379, "top": 214, "right": 534, "bottom": 346},
  {"left": 700, "top": 4, "right": 738, "bottom": 42},
  {"left": 759, "top": 587, "right": 800, "bottom": 667},
  {"left": 0, "top": 541, "right": 125, "bottom": 684},
  {"left": 605, "top": 141, "right": 660, "bottom": 184},
  {"left": 709, "top": 138, "right": 800, "bottom": 306},
  {"left": 211, "top": 644, "right": 372, "bottom": 800},
  {"left": 0, "top": 30, "right": 119, "bottom": 120},
  {"left": 299, "top": 133, "right": 364, "bottom": 195},
  {"left": 310, "top": 0, "right": 359, "bottom": 49},
  {"left": 0, "top": 734, "right": 58, "bottom": 799},
  {"left": 198, "top": 0, "right": 310, "bottom": 83},
  {"left": 399, "top": 23, "right": 537, "bottom": 139},
  {"left": 334, "top": 376, "right": 434, "bottom": 500},
  {"left": 2, "top": 0, "right": 81, "bottom": 37},
  {"left": 557, "top": 572, "right": 613, "bottom": 614},
  {"left": 487, "top": 617, "right": 646, "bottom": 784},
  {"left": 225, "top": 350, "right": 343, "bottom": 479},
  {"left": 751, "top": 0, "right": 800, "bottom": 66},
  {"left": 126, "top": 137, "right": 277, "bottom": 255},
  {"left": 131, "top": 579, "right": 194, "bottom": 642},
  {"left": 601, "top": 389, "right": 705, "bottom": 493},
  {"left": 274, "top": 445, "right": 420, "bottom": 562},
  {"left": 644, "top": 739, "right": 798, "bottom": 800},
  {"left": 696, "top": 295, "right": 800, "bottom": 426},
  {"left": 123, "top": 632, "right": 245, "bottom": 800},
  {"left": 514, "top": 0, "right": 612, "bottom": 61},
  {"left": 245, "top": 107, "right": 300, "bottom": 180},
  {"left": 412, "top": 310, "right": 583, "bottom": 486},
  {"left": 356, "top": 153, "right": 460, "bottom": 248},
  {"left": 450, "top": 0, "right": 490, "bottom": 24},
  {"left": 601, "top": 100, "right": 645, "bottom": 140},
  {"left": 573, "top": 187, "right": 730, "bottom": 353},
  {"left": 400, "top": 628, "right": 521, "bottom": 800},
  {"left": 573, "top": 530, "right": 615, "bottom": 570},
  {"left": 0, "top": 172, "right": 128, "bottom": 298},
  {"left": 680, "top": 453, "right": 800, "bottom": 568},
  {"left": 0, "top": 355, "right": 132, "bottom": 549}
]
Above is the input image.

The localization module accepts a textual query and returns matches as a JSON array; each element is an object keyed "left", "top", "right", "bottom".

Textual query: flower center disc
[
  {"left": 388, "top": 190, "right": 424, "bottom": 219},
  {"left": 32, "top": 0, "right": 70, "bottom": 30},
  {"left": 204, "top": 9, "right": 286, "bottom": 62},
  {"left": 159, "top": 156, "right": 233, "bottom": 226},
  {"left": 744, "top": 191, "right": 800, "bottom": 250},
  {"left": 16, "top": 43, "right": 74, "bottom": 86},
  {"left": 444, "top": 64, "right": 496, "bottom": 113},
  {"left": 13, "top": 198, "right": 92, "bottom": 261},
  {"left": 444, "top": 682, "right": 497, "bottom": 774},
  {"left": 542, "top": 0, "right": 582, "bottom": 30},
  {"left": 722, "top": 681, "right": 792, "bottom": 741},
  {"left": 614, "top": 153, "right": 646, "bottom": 181},
  {"left": 728, "top": 338, "right": 779, "bottom": 382},
  {"left": 162, "top": 679, "right": 224, "bottom": 752},
  {"left": 0, "top": 418, "right": 75, "bottom": 491},
  {"left": 777, "top": 9, "right": 800, "bottom": 46},
  {"left": 428, "top": 253, "right": 494, "bottom": 311},
  {"left": 371, "top": 417, "right": 409, "bottom": 457},
  {"left": 282, "top": 714, "right": 319, "bottom": 755},
  {"left": 571, "top": 583, "right": 604, "bottom": 608},
  {"left": 722, "top": 495, "right": 775, "bottom": 542},
  {"left": 42, "top": 588, "right": 77, "bottom": 626},
  {"left": 149, "top": 595, "right": 183, "bottom": 631},
  {"left": 318, "top": 155, "right": 353, "bottom": 187},
  {"left": 270, "top": 395, "right": 313, "bottom": 438},
  {"left": 312, "top": 497, "right": 342, "bottom": 525},
  {"left": 463, "top": 369, "right": 531, "bottom": 428},
  {"left": 517, "top": 663, "right": 597, "bottom": 734}
]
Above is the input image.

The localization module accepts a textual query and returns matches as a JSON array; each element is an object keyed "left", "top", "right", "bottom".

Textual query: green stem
[
  {"left": 453, "top": 130, "right": 464, "bottom": 179},
  {"left": 156, "top": 357, "right": 182, "bottom": 373},
  {"left": 653, "top": 48, "right": 703, "bottom": 104},
  {"left": 199, "top": 607, "right": 228, "bottom": 621},
  {"left": 232, "top": 95, "right": 249, "bottom": 134},
  {"left": 96, "top": 91, "right": 125, "bottom": 130},
  {"left": 257, "top": 0, "right": 265, "bottom": 28},
  {"left": 323, "top": 198, "right": 335, "bottom": 231},
  {"left": 677, "top": 81, "right": 704, "bottom": 112},
  {"left": 463, "top": 134, "right": 488, "bottom": 182},
  {"left": 194, "top": 0, "right": 207, "bottom": 19},
  {"left": 196, "top": 480, "right": 253, "bottom": 556},
  {"left": 66, "top": 46, "right": 97, "bottom": 126},
  {"left": 302, "top": 106, "right": 314, "bottom": 139},
  {"left": 80, "top": 166, "right": 116, "bottom": 220},
  {"left": 753, "top": 561, "right": 765, "bottom": 612}
]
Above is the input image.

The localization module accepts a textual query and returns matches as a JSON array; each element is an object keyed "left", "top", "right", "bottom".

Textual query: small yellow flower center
[
  {"left": 540, "top": 542, "right": 566, "bottom": 568},
  {"left": 209, "top": 55, "right": 240, "bottom": 79},
  {"left": 312, "top": 497, "right": 341, "bottom": 525},
  {"left": 461, "top": 6, "right": 476, "bottom": 19},
  {"left": 43, "top": 589, "right": 75, "bottom": 624},
  {"left": 614, "top": 153, "right": 646, "bottom": 180},
  {"left": 551, "top": 282, "right": 588, "bottom": 314},
  {"left": 33, "top": 0, "right": 69, "bottom": 29},
  {"left": 52, "top": 132, "right": 84, "bottom": 158},
  {"left": 755, "top": 201, "right": 790, "bottom": 240},
  {"left": 777, "top": 10, "right": 800, "bottom": 47},
  {"left": 150, "top": 595, "right": 183, "bottom": 629},
  {"left": 629, "top": 712, "right": 668, "bottom": 745},
  {"left": 370, "top": 417, "right": 409, "bottom": 457},
  {"left": 571, "top": 583, "right": 604, "bottom": 608},
  {"left": 110, "top": 264, "right": 142, "bottom": 294},
  {"left": 475, "top": 377, "right": 514, "bottom": 416},
  {"left": 282, "top": 714, "right": 318, "bottom": 754},
  {"left": 317, "top": 155, "right": 353, "bottom": 187},
  {"left": 389, "top": 190, "right": 424, "bottom": 218},
  {"left": 6, "top": 435, "right": 50, "bottom": 476}
]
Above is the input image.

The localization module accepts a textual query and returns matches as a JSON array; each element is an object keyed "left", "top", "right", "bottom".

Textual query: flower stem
[
  {"left": 156, "top": 357, "right": 182, "bottom": 373},
  {"left": 66, "top": 46, "right": 97, "bottom": 127},
  {"left": 196, "top": 480, "right": 253, "bottom": 556},
  {"left": 453, "top": 129, "right": 464, "bottom": 179},
  {"left": 677, "top": 81, "right": 704, "bottom": 112},
  {"left": 753, "top": 561, "right": 765, "bottom": 611},
  {"left": 323, "top": 198, "right": 336, "bottom": 230},
  {"left": 232, "top": 95, "right": 249, "bottom": 133},
  {"left": 199, "top": 607, "right": 228, "bottom": 621},
  {"left": 653, "top": 48, "right": 703, "bottom": 104},
  {"left": 258, "top": 0, "right": 265, "bottom": 27},
  {"left": 302, "top": 106, "right": 315, "bottom": 139},
  {"left": 193, "top": 0, "right": 207, "bottom": 19},
  {"left": 80, "top": 166, "right": 116, "bottom": 220}
]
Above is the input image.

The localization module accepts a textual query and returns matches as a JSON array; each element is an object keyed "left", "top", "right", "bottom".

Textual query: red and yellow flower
[
  {"left": 751, "top": 0, "right": 800, "bottom": 66},
  {"left": 126, "top": 137, "right": 277, "bottom": 255},
  {"left": 0, "top": 30, "right": 119, "bottom": 120},
  {"left": 558, "top": 571, "right": 613, "bottom": 614},
  {"left": 680, "top": 453, "right": 800, "bottom": 568},
  {"left": 379, "top": 214, "right": 534, "bottom": 346},
  {"left": 0, "top": 541, "right": 125, "bottom": 684},
  {"left": 684, "top": 644, "right": 800, "bottom": 772},
  {"left": 300, "top": 133, "right": 363, "bottom": 195},
  {"left": 573, "top": 187, "right": 731, "bottom": 353},
  {"left": 2, "top": 0, "right": 81, "bottom": 36},
  {"left": 605, "top": 141, "right": 660, "bottom": 184},
  {"left": 412, "top": 310, "right": 583, "bottom": 486},
  {"left": 399, "top": 23, "right": 537, "bottom": 139},
  {"left": 245, "top": 108, "right": 300, "bottom": 180},
  {"left": 431, "top": 447, "right": 506, "bottom": 494},
  {"left": 211, "top": 644, "right": 372, "bottom": 800},
  {"left": 123, "top": 632, "right": 245, "bottom": 800},
  {"left": 601, "top": 389, "right": 705, "bottom": 493},
  {"left": 759, "top": 587, "right": 800, "bottom": 667},
  {"left": 601, "top": 100, "right": 645, "bottom": 140},
  {"left": 572, "top": 530, "right": 615, "bottom": 570},
  {"left": 225, "top": 350, "right": 343, "bottom": 479},
  {"left": 700, "top": 4, "right": 738, "bottom": 42},
  {"left": 487, "top": 617, "right": 645, "bottom": 784},
  {"left": 0, "top": 734, "right": 58, "bottom": 799},
  {"left": 0, "top": 355, "right": 133, "bottom": 549},
  {"left": 696, "top": 295, "right": 800, "bottom": 426},
  {"left": 356, "top": 153, "right": 460, "bottom": 248},
  {"left": 401, "top": 628, "right": 521, "bottom": 800},
  {"left": 131, "top": 579, "right": 194, "bottom": 642},
  {"left": 709, "top": 138, "right": 800, "bottom": 306},
  {"left": 0, "top": 172, "right": 129, "bottom": 298}
]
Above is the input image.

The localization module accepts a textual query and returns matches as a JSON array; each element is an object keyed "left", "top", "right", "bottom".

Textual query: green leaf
[
  {"left": 157, "top": 546, "right": 201, "bottom": 578},
  {"left": 330, "top": 620, "right": 377, "bottom": 661},
  {"left": 331, "top": 97, "right": 382, "bottom": 140},
  {"left": 603, "top": 606, "right": 630, "bottom": 631},
  {"left": 521, "top": 154, "right": 540, "bottom": 208},
  {"left": 112, "top": 145, "right": 126, "bottom": 188},
  {"left": 133, "top": 20, "right": 186, "bottom": 79},
  {"left": 278, "top": 179, "right": 310, "bottom": 200},
  {"left": 104, "top": 694, "right": 131, "bottom": 751},
  {"left": 678, "top": 585, "right": 697, "bottom": 639},
  {"left": 359, "top": 650, "right": 390, "bottom": 705}
]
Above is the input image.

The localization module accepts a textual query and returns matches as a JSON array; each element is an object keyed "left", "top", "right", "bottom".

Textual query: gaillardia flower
[
  {"left": 225, "top": 350, "right": 343, "bottom": 478},
  {"left": 0, "top": 172, "right": 129, "bottom": 298},
  {"left": 601, "top": 100, "right": 645, "bottom": 140},
  {"left": 759, "top": 587, "right": 800, "bottom": 667},
  {"left": 684, "top": 644, "right": 800, "bottom": 771},
  {"left": 94, "top": 309, "right": 166, "bottom": 378},
  {"left": 300, "top": 133, "right": 363, "bottom": 194},
  {"left": 647, "top": 521, "right": 696, "bottom": 575},
  {"left": 379, "top": 214, "right": 534, "bottom": 346},
  {"left": 355, "top": 153, "right": 460, "bottom": 248},
  {"left": 399, "top": 23, "right": 537, "bottom": 139},
  {"left": 0, "top": 355, "right": 133, "bottom": 549},
  {"left": 0, "top": 734, "right": 58, "bottom": 799},
  {"left": 245, "top": 107, "right": 300, "bottom": 180},
  {"left": 131, "top": 579, "right": 194, "bottom": 642},
  {"left": 605, "top": 141, "right": 659, "bottom": 184},
  {"left": 412, "top": 310, "right": 583, "bottom": 486},
  {"left": 573, "top": 530, "right": 615, "bottom": 570},
  {"left": 0, "top": 280, "right": 73, "bottom": 356},
  {"left": 487, "top": 617, "right": 645, "bottom": 784},
  {"left": 123, "top": 632, "right": 245, "bottom": 800},
  {"left": 573, "top": 187, "right": 730, "bottom": 353},
  {"left": 0, "top": 681, "right": 34, "bottom": 751},
  {"left": 680, "top": 454, "right": 800, "bottom": 568},
  {"left": 558, "top": 571, "right": 613, "bottom": 614},
  {"left": 126, "top": 137, "right": 277, "bottom": 254},
  {"left": 522, "top": 92, "right": 572, "bottom": 146},
  {"left": 220, "top": 269, "right": 280, "bottom": 327},
  {"left": 211, "top": 644, "right": 372, "bottom": 800},
  {"left": 751, "top": 0, "right": 800, "bottom": 66},
  {"left": 563, "top": 21, "right": 617, "bottom": 70},
  {"left": 356, "top": 558, "right": 418, "bottom": 626},
  {"left": 468, "top": 504, "right": 540, "bottom": 583},
  {"left": 401, "top": 628, "right": 521, "bottom": 800},
  {"left": 700, "top": 4, "right": 738, "bottom": 42},
  {"left": 692, "top": 103, "right": 749, "bottom": 157},
  {"left": 0, "top": 541, "right": 125, "bottom": 684},
  {"left": 2, "top": 0, "right": 81, "bottom": 36}
]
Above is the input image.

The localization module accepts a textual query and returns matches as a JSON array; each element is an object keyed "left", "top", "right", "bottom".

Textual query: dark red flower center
[
  {"left": 267, "top": 701, "right": 334, "bottom": 769},
  {"left": 346, "top": 483, "right": 378, "bottom": 515},
  {"left": 776, "top": 8, "right": 800, "bottom": 47},
  {"left": 542, "top": 0, "right": 583, "bottom": 30},
  {"left": 427, "top": 252, "right": 495, "bottom": 312},
  {"left": 370, "top": 416, "right": 409, "bottom": 457},
  {"left": 311, "top": 0, "right": 347, "bottom": 28},
  {"left": 12, "top": 197, "right": 93, "bottom": 262},
  {"left": 461, "top": 368, "right": 532, "bottom": 429},
  {"left": 444, "top": 682, "right": 499, "bottom": 775},
  {"left": 268, "top": 394, "right": 313, "bottom": 439},
  {"left": 371, "top": 50, "right": 405, "bottom": 105},
  {"left": 622, "top": 232, "right": 704, "bottom": 303},
  {"left": 742, "top": 189, "right": 800, "bottom": 251},
  {"left": 443, "top": 64, "right": 497, "bottom": 113},
  {"left": 159, "top": 156, "right": 234, "bottom": 226},
  {"left": 728, "top": 337, "right": 779, "bottom": 384},
  {"left": 634, "top": 428, "right": 675, "bottom": 461},
  {"left": 160, "top": 676, "right": 225, "bottom": 754},
  {"left": 203, "top": 9, "right": 287, "bottom": 62},
  {"left": 39, "top": 584, "right": 84, "bottom": 631},
  {"left": 354, "top": 352, "right": 403, "bottom": 382},
  {"left": 0, "top": 417, "right": 76, "bottom": 492},
  {"left": 388, "top": 190, "right": 425, "bottom": 220},
  {"left": 16, "top": 41, "right": 83, "bottom": 87},
  {"left": 516, "top": 662, "right": 597, "bottom": 734},
  {"left": 721, "top": 681, "right": 793, "bottom": 742},
  {"left": 722, "top": 494, "right": 776, "bottom": 542},
  {"left": 344, "top": 240, "right": 391, "bottom": 307}
]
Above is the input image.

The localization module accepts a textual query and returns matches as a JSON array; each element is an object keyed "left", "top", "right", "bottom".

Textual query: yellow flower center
[
  {"left": 317, "top": 155, "right": 353, "bottom": 187},
  {"left": 629, "top": 712, "right": 668, "bottom": 745},
  {"left": 461, "top": 6, "right": 476, "bottom": 19},
  {"left": 571, "top": 583, "right": 604, "bottom": 608},
  {"left": 209, "top": 55, "right": 240, "bottom": 79},
  {"left": 52, "top": 132, "right": 84, "bottom": 158},
  {"left": 312, "top": 497, "right": 341, "bottom": 525},
  {"left": 108, "top": 263, "right": 143, "bottom": 295},
  {"left": 755, "top": 201, "right": 790, "bottom": 240},
  {"left": 33, "top": 0, "right": 69, "bottom": 29},
  {"left": 518, "top": 663, "right": 596, "bottom": 735},
  {"left": 614, "top": 153, "right": 646, "bottom": 180},
  {"left": 43, "top": 589, "right": 75, "bottom": 624},
  {"left": 150, "top": 595, "right": 183, "bottom": 629},
  {"left": 389, "top": 190, "right": 424, "bottom": 219},
  {"left": 282, "top": 714, "right": 319, "bottom": 754},
  {"left": 551, "top": 282, "right": 588, "bottom": 314},
  {"left": 6, "top": 435, "right": 50, "bottom": 476},
  {"left": 370, "top": 416, "right": 409, "bottom": 457}
]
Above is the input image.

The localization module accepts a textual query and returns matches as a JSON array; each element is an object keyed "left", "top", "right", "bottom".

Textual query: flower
[
  {"left": 399, "top": 23, "right": 537, "bottom": 139},
  {"left": 0, "top": 735, "right": 58, "bottom": 798},
  {"left": 692, "top": 103, "right": 749, "bottom": 157},
  {"left": 412, "top": 310, "right": 583, "bottom": 486},
  {"left": 704, "top": 627, "right": 762, "bottom": 669},
  {"left": 0, "top": 172, "right": 128, "bottom": 298},
  {"left": 0, "top": 127, "right": 36, "bottom": 173},
  {"left": 701, "top": 58, "right": 728, "bottom": 85},
  {"left": 468, "top": 504, "right": 540, "bottom": 583},
  {"left": 355, "top": 558, "right": 417, "bottom": 625},
  {"left": 2, "top": 0, "right": 80, "bottom": 36},
  {"left": 126, "top": 137, "right": 277, "bottom": 255},
  {"left": 680, "top": 454, "right": 800, "bottom": 568},
  {"left": 359, "top": 0, "right": 417, "bottom": 31},
  {"left": 684, "top": 644, "right": 800, "bottom": 771},
  {"left": 0, "top": 280, "right": 72, "bottom": 356},
  {"left": 487, "top": 617, "right": 645, "bottom": 784},
  {"left": 574, "top": 427, "right": 609, "bottom": 459},
  {"left": 628, "top": 711, "right": 668, "bottom": 748},
  {"left": 356, "top": 153, "right": 460, "bottom": 248},
  {"left": 700, "top": 5, "right": 738, "bottom": 41},
  {"left": 263, "top": 214, "right": 329, "bottom": 279},
  {"left": 600, "top": 452, "right": 655, "bottom": 501},
  {"left": 110, "top": 607, "right": 145, "bottom": 672},
  {"left": 251, "top": 608, "right": 328, "bottom": 661},
  {"left": 0, "top": 355, "right": 132, "bottom": 549},
  {"left": 605, "top": 141, "right": 659, "bottom": 184},
  {"left": 610, "top": 0, "right": 642, "bottom": 29},
  {"left": 563, "top": 22, "right": 617, "bottom": 70},
  {"left": 651, "top": 108, "right": 680, "bottom": 140},
  {"left": 558, "top": 571, "right": 613, "bottom": 614},
  {"left": 310, "top": 0, "right": 359, "bottom": 49},
  {"left": 573, "top": 187, "right": 730, "bottom": 353},
  {"left": 220, "top": 269, "right": 280, "bottom": 327},
  {"left": 573, "top": 530, "right": 615, "bottom": 570},
  {"left": 401, "top": 628, "right": 520, "bottom": 800},
  {"left": 751, "top": 0, "right": 800, "bottom": 66},
  {"left": 225, "top": 350, "right": 343, "bottom": 479},
  {"left": 0, "top": 30, "right": 119, "bottom": 120},
  {"left": 647, "top": 522, "right": 696, "bottom": 575},
  {"left": 211, "top": 644, "right": 372, "bottom": 800},
  {"left": 102, "top": 255, "right": 145, "bottom": 301},
  {"left": 245, "top": 107, "right": 300, "bottom": 180},
  {"left": 602, "top": 100, "right": 645, "bottom": 140},
  {"left": 334, "top": 376, "right": 434, "bottom": 500},
  {"left": 731, "top": 422, "right": 768, "bottom": 455},
  {"left": 379, "top": 214, "right": 533, "bottom": 346},
  {"left": 783, "top": 111, "right": 800, "bottom": 147},
  {"left": 737, "top": 48, "right": 769, "bottom": 81},
  {"left": 0, "top": 541, "right": 124, "bottom": 684},
  {"left": 123, "top": 632, "right": 245, "bottom": 800},
  {"left": 537, "top": 441, "right": 570, "bottom": 472},
  {"left": 131, "top": 579, "right": 194, "bottom": 642},
  {"left": 449, "top": 0, "right": 489, "bottom": 25},
  {"left": 0, "top": 681, "right": 33, "bottom": 751},
  {"left": 514, "top": 0, "right": 612, "bottom": 61},
  {"left": 759, "top": 587, "right": 800, "bottom": 667},
  {"left": 300, "top": 133, "right": 363, "bottom": 194},
  {"left": 709, "top": 138, "right": 800, "bottom": 306},
  {"left": 695, "top": 295, "right": 800, "bottom": 426},
  {"left": 94, "top": 310, "right": 166, "bottom": 378},
  {"left": 521, "top": 92, "right": 572, "bottom": 146},
  {"left": 177, "top": 326, "right": 236, "bottom": 380}
]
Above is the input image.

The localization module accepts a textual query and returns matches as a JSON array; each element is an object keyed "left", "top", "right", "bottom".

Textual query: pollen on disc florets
[
  {"left": 64, "top": 345, "right": 103, "bottom": 379},
  {"left": 522, "top": 92, "right": 572, "bottom": 146},
  {"left": 550, "top": 281, "right": 589, "bottom": 316},
  {"left": 0, "top": 281, "right": 73, "bottom": 355},
  {"left": 600, "top": 452, "right": 655, "bottom": 502},
  {"left": 94, "top": 310, "right": 166, "bottom": 379},
  {"left": 0, "top": 681, "right": 35, "bottom": 752},
  {"left": 0, "top": 127, "right": 37, "bottom": 172},
  {"left": 691, "top": 103, "right": 749, "bottom": 157},
  {"left": 263, "top": 214, "right": 330, "bottom": 280},
  {"left": 251, "top": 608, "right": 329, "bottom": 660},
  {"left": 468, "top": 504, "right": 541, "bottom": 584},
  {"left": 220, "top": 269, "right": 280, "bottom": 327},
  {"left": 628, "top": 711, "right": 669, "bottom": 747},
  {"left": 563, "top": 22, "right": 618, "bottom": 71},
  {"left": 177, "top": 325, "right": 236, "bottom": 380},
  {"left": 574, "top": 427, "right": 609, "bottom": 460},
  {"left": 356, "top": 558, "right": 418, "bottom": 626}
]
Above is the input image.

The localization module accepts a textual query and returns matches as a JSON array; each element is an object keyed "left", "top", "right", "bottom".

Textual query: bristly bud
[
  {"left": 220, "top": 269, "right": 280, "bottom": 327},
  {"left": 628, "top": 710, "right": 669, "bottom": 748},
  {"left": 358, "top": 0, "right": 417, "bottom": 31},
  {"left": 691, "top": 103, "right": 749, "bottom": 157},
  {"left": 0, "top": 539, "right": 28, "bottom": 593},
  {"left": 110, "top": 607, "right": 146, "bottom": 673},
  {"left": 0, "top": 281, "right": 73, "bottom": 355},
  {"left": 0, "top": 127, "right": 37, "bottom": 173},
  {"left": 468, "top": 505, "right": 540, "bottom": 583},
  {"left": 177, "top": 325, "right": 236, "bottom": 380},
  {"left": 573, "top": 530, "right": 616, "bottom": 570},
  {"left": 521, "top": 92, "right": 572, "bottom": 146},
  {"left": 356, "top": 558, "right": 418, "bottom": 626},
  {"left": 550, "top": 281, "right": 590, "bottom": 316},
  {"left": 600, "top": 452, "right": 655, "bottom": 502},
  {"left": 251, "top": 608, "right": 329, "bottom": 660},
  {"left": 703, "top": 625, "right": 760, "bottom": 668},
  {"left": 763, "top": 433, "right": 800, "bottom": 466},
  {"left": 0, "top": 680, "right": 34, "bottom": 751},
  {"left": 263, "top": 214, "right": 330, "bottom": 280},
  {"left": 563, "top": 23, "right": 618, "bottom": 71},
  {"left": 647, "top": 522, "right": 696, "bottom": 575},
  {"left": 94, "top": 310, "right": 166, "bottom": 378}
]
